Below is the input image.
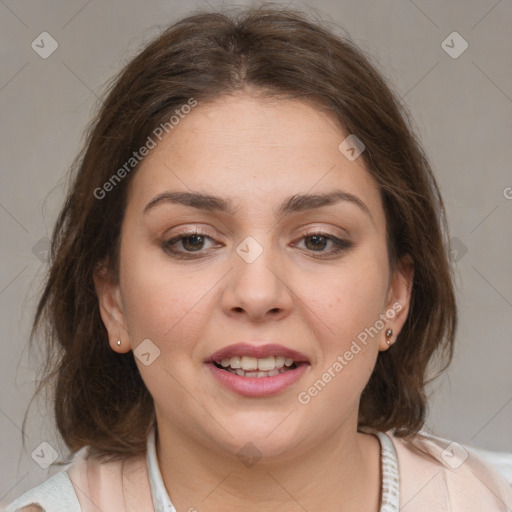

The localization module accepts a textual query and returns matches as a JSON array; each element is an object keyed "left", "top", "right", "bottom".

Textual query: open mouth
[
  {"left": 212, "top": 355, "right": 301, "bottom": 378},
  {"left": 206, "top": 343, "right": 310, "bottom": 395},
  {"left": 207, "top": 347, "right": 310, "bottom": 396}
]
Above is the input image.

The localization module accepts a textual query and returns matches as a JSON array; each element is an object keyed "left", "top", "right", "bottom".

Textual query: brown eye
[
  {"left": 161, "top": 229, "right": 352, "bottom": 260},
  {"left": 162, "top": 230, "right": 217, "bottom": 258},
  {"left": 178, "top": 234, "right": 207, "bottom": 252},
  {"left": 297, "top": 231, "right": 353, "bottom": 257},
  {"left": 304, "top": 234, "right": 329, "bottom": 251}
]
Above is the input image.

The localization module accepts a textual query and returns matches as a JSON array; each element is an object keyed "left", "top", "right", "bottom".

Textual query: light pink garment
[
  {"left": 66, "top": 430, "right": 512, "bottom": 511},
  {"left": 389, "top": 432, "right": 512, "bottom": 511},
  {"left": 68, "top": 452, "right": 153, "bottom": 511}
]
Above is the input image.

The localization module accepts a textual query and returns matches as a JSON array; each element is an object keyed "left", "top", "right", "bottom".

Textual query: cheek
[
  {"left": 118, "top": 244, "right": 211, "bottom": 411},
  {"left": 118, "top": 239, "right": 206, "bottom": 348},
  {"left": 306, "top": 251, "right": 389, "bottom": 341},
  {"left": 295, "top": 249, "right": 388, "bottom": 403}
]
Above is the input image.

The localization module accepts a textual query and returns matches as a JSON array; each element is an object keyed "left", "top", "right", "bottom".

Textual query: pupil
[
  {"left": 183, "top": 235, "right": 203, "bottom": 251},
  {"left": 306, "top": 235, "right": 326, "bottom": 251}
]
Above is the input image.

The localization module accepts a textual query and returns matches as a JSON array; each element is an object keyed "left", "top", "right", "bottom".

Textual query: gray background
[{"left": 1, "top": 0, "right": 511, "bottom": 504}]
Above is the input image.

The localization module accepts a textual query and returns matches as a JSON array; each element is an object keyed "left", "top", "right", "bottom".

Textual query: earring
[
  {"left": 385, "top": 328, "right": 393, "bottom": 346},
  {"left": 116, "top": 340, "right": 121, "bottom": 346}
]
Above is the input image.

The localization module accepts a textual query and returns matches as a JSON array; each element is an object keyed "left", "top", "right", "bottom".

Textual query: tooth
[
  {"left": 236, "top": 369, "right": 245, "bottom": 376},
  {"left": 241, "top": 356, "right": 258, "bottom": 371},
  {"left": 230, "top": 356, "right": 242, "bottom": 369},
  {"left": 268, "top": 369, "right": 279, "bottom": 377},
  {"left": 257, "top": 372, "right": 267, "bottom": 377},
  {"left": 245, "top": 371, "right": 259, "bottom": 377},
  {"left": 284, "top": 358, "right": 294, "bottom": 367},
  {"left": 221, "top": 358, "right": 230, "bottom": 367},
  {"left": 275, "top": 356, "right": 285, "bottom": 368},
  {"left": 258, "top": 356, "right": 276, "bottom": 371}
]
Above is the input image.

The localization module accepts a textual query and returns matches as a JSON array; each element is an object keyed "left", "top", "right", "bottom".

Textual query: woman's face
[{"left": 96, "top": 93, "right": 412, "bottom": 461}]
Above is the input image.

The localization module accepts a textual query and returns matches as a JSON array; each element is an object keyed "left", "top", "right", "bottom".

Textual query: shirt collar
[{"left": 146, "top": 426, "right": 177, "bottom": 512}]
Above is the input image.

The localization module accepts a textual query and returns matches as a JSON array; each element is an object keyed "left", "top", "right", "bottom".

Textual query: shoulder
[
  {"left": 3, "top": 447, "right": 149, "bottom": 512},
  {"left": 2, "top": 470, "right": 80, "bottom": 512},
  {"left": 386, "top": 429, "right": 512, "bottom": 511}
]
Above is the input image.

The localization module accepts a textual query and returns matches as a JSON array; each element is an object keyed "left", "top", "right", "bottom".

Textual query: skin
[{"left": 95, "top": 92, "right": 414, "bottom": 512}]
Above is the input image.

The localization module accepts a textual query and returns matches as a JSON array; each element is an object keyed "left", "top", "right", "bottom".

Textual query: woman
[{"left": 5, "top": 6, "right": 512, "bottom": 512}]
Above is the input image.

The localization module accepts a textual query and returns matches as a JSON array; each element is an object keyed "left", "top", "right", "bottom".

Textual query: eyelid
[
  {"left": 165, "top": 223, "right": 347, "bottom": 243},
  {"left": 164, "top": 224, "right": 220, "bottom": 240},
  {"left": 298, "top": 223, "right": 349, "bottom": 237}
]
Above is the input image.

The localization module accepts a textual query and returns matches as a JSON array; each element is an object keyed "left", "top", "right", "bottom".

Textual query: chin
[{"left": 210, "top": 419, "right": 306, "bottom": 462}]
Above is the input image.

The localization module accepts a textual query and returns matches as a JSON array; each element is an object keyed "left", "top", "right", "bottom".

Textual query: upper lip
[{"left": 206, "top": 342, "right": 310, "bottom": 364}]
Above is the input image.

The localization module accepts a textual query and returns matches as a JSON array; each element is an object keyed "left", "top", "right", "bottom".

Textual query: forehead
[{"left": 126, "top": 94, "right": 385, "bottom": 227}]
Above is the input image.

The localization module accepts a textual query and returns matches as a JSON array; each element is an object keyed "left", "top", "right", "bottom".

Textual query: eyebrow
[{"left": 143, "top": 189, "right": 373, "bottom": 222}]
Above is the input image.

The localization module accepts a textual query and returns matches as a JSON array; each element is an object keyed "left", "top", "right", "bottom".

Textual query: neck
[{"left": 155, "top": 418, "right": 381, "bottom": 512}]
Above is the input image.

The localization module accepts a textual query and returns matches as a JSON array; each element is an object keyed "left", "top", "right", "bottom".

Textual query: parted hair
[{"left": 30, "top": 5, "right": 457, "bottom": 459}]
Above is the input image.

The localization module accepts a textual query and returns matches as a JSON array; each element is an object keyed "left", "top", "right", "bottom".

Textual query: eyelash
[{"left": 162, "top": 228, "right": 352, "bottom": 259}]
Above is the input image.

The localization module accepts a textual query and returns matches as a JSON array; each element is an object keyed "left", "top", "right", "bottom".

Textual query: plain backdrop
[{"left": 1, "top": 0, "right": 511, "bottom": 504}]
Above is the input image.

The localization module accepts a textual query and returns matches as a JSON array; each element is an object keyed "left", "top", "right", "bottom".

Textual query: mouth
[{"left": 206, "top": 342, "right": 310, "bottom": 397}]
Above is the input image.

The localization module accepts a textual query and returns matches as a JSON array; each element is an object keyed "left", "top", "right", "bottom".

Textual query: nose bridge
[
  {"left": 235, "top": 233, "right": 283, "bottom": 288},
  {"left": 223, "top": 232, "right": 292, "bottom": 318}
]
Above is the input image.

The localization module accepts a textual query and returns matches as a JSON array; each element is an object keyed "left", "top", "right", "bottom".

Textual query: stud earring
[
  {"left": 116, "top": 340, "right": 121, "bottom": 346},
  {"left": 385, "top": 328, "right": 393, "bottom": 346}
]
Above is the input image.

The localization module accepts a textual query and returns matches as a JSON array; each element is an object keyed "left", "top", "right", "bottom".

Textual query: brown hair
[{"left": 29, "top": 5, "right": 457, "bottom": 459}]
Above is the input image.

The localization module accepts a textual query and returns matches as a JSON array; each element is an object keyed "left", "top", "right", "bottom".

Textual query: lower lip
[{"left": 207, "top": 363, "right": 309, "bottom": 397}]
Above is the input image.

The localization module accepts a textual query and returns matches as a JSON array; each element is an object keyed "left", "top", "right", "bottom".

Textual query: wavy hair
[{"left": 29, "top": 5, "right": 457, "bottom": 459}]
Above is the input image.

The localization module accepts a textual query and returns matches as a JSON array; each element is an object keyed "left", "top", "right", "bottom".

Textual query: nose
[{"left": 221, "top": 236, "right": 293, "bottom": 322}]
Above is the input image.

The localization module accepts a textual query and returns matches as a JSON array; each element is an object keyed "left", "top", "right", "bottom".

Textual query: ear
[
  {"left": 93, "top": 263, "right": 131, "bottom": 354},
  {"left": 379, "top": 254, "right": 414, "bottom": 351}
]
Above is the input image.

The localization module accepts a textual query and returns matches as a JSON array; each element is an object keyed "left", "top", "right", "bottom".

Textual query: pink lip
[
  {"left": 205, "top": 342, "right": 310, "bottom": 397},
  {"left": 207, "top": 361, "right": 309, "bottom": 397},
  {"left": 206, "top": 342, "right": 310, "bottom": 363}
]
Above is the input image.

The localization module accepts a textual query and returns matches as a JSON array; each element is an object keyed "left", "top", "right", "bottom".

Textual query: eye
[
  {"left": 162, "top": 229, "right": 218, "bottom": 258},
  {"left": 161, "top": 228, "right": 352, "bottom": 259},
  {"left": 294, "top": 230, "right": 352, "bottom": 257}
]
